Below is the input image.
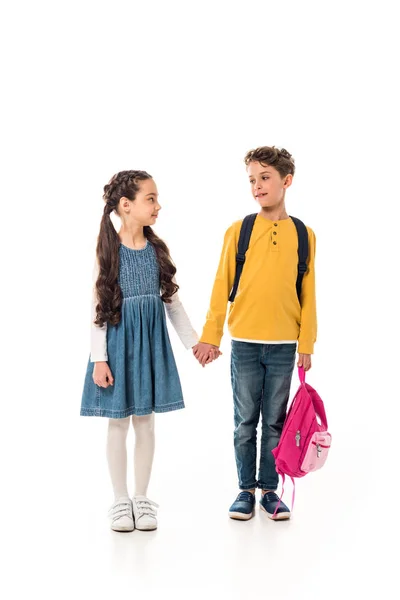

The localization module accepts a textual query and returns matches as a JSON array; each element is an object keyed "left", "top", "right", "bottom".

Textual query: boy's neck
[{"left": 258, "top": 206, "right": 289, "bottom": 221}]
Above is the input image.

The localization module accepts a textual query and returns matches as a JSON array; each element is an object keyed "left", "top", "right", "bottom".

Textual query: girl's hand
[
  {"left": 297, "top": 353, "right": 312, "bottom": 371},
  {"left": 93, "top": 361, "right": 114, "bottom": 387}
]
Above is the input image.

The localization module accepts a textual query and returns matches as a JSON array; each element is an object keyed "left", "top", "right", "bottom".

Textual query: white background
[{"left": 1, "top": 1, "right": 399, "bottom": 598}]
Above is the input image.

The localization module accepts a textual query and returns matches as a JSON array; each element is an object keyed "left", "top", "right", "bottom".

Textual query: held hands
[
  {"left": 192, "top": 342, "right": 222, "bottom": 367},
  {"left": 93, "top": 361, "right": 114, "bottom": 387},
  {"left": 297, "top": 353, "right": 312, "bottom": 371}
]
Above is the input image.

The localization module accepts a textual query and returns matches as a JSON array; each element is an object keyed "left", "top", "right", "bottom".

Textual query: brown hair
[
  {"left": 94, "top": 170, "right": 178, "bottom": 327},
  {"left": 244, "top": 146, "right": 295, "bottom": 178}
]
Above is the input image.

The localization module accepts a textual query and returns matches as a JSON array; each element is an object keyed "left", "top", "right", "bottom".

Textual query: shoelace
[
  {"left": 133, "top": 496, "right": 159, "bottom": 518},
  {"left": 108, "top": 500, "right": 132, "bottom": 522},
  {"left": 237, "top": 492, "right": 254, "bottom": 503},
  {"left": 263, "top": 492, "right": 279, "bottom": 504}
]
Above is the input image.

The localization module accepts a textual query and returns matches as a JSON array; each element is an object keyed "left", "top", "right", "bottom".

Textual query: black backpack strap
[
  {"left": 289, "top": 216, "right": 309, "bottom": 302},
  {"left": 228, "top": 213, "right": 257, "bottom": 302}
]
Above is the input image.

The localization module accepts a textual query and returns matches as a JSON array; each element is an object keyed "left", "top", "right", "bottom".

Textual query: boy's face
[{"left": 247, "top": 161, "right": 292, "bottom": 208}]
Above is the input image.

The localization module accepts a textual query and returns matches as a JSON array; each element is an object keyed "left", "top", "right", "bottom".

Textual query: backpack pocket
[
  {"left": 300, "top": 432, "right": 332, "bottom": 473},
  {"left": 273, "top": 425, "right": 312, "bottom": 478}
]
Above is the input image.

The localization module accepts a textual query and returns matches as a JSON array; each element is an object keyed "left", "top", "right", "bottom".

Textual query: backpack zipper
[
  {"left": 312, "top": 441, "right": 330, "bottom": 458},
  {"left": 295, "top": 431, "right": 301, "bottom": 447}
]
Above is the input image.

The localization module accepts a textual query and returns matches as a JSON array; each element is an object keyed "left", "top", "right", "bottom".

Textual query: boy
[{"left": 193, "top": 146, "right": 317, "bottom": 520}]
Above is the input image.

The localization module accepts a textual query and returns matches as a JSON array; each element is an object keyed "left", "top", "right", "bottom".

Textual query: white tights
[{"left": 106, "top": 414, "right": 155, "bottom": 500}]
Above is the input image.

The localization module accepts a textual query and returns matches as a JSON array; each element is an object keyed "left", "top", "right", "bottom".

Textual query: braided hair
[
  {"left": 94, "top": 170, "right": 178, "bottom": 327},
  {"left": 243, "top": 146, "right": 295, "bottom": 178}
]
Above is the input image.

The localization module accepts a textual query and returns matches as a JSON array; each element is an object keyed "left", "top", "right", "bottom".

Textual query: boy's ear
[{"left": 283, "top": 174, "right": 293, "bottom": 188}]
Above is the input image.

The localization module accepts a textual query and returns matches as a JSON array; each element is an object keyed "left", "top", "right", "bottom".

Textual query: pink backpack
[{"left": 271, "top": 366, "right": 331, "bottom": 514}]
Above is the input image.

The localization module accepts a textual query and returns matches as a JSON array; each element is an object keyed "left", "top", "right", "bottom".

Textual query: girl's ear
[{"left": 119, "top": 196, "right": 131, "bottom": 212}]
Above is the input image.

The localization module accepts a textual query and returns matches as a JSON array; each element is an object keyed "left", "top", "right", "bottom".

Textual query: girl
[{"left": 80, "top": 170, "right": 218, "bottom": 532}]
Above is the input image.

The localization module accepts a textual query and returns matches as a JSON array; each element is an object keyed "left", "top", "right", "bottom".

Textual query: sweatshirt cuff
[
  {"left": 297, "top": 341, "right": 314, "bottom": 354},
  {"left": 199, "top": 331, "right": 223, "bottom": 347}
]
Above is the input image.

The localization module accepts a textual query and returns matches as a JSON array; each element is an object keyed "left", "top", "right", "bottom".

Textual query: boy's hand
[
  {"left": 93, "top": 361, "right": 114, "bottom": 387},
  {"left": 204, "top": 349, "right": 221, "bottom": 365},
  {"left": 297, "top": 353, "right": 312, "bottom": 371},
  {"left": 192, "top": 342, "right": 222, "bottom": 367}
]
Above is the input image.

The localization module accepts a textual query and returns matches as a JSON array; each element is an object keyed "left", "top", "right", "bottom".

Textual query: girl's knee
[
  {"left": 131, "top": 413, "right": 155, "bottom": 433},
  {"left": 108, "top": 416, "right": 130, "bottom": 434}
]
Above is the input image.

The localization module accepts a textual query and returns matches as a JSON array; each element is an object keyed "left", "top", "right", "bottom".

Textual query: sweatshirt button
[
  {"left": 273, "top": 241, "right": 277, "bottom": 245},
  {"left": 274, "top": 223, "right": 278, "bottom": 226},
  {"left": 273, "top": 231, "right": 277, "bottom": 235}
]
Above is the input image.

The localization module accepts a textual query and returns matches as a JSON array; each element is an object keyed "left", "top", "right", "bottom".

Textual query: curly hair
[
  {"left": 94, "top": 170, "right": 178, "bottom": 327},
  {"left": 244, "top": 146, "right": 295, "bottom": 178}
]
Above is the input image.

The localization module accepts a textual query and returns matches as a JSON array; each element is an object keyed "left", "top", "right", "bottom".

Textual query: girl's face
[
  {"left": 247, "top": 161, "right": 292, "bottom": 208},
  {"left": 119, "top": 178, "right": 161, "bottom": 226}
]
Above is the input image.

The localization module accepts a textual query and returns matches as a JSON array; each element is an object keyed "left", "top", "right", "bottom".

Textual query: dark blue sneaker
[
  {"left": 229, "top": 491, "right": 255, "bottom": 520},
  {"left": 259, "top": 492, "right": 291, "bottom": 520}
]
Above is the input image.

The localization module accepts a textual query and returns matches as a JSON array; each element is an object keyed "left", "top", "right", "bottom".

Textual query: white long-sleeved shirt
[{"left": 90, "top": 260, "right": 199, "bottom": 362}]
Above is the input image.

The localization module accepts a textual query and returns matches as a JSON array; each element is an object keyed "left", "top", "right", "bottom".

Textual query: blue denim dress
[{"left": 80, "top": 241, "right": 184, "bottom": 418}]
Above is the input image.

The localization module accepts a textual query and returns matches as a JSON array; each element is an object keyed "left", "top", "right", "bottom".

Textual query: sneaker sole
[
  {"left": 259, "top": 503, "right": 291, "bottom": 520},
  {"left": 134, "top": 517, "right": 157, "bottom": 531},
  {"left": 228, "top": 510, "right": 254, "bottom": 521},
  {"left": 111, "top": 524, "right": 135, "bottom": 532}
]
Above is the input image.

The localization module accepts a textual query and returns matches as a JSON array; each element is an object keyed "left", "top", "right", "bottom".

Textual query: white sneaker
[
  {"left": 108, "top": 497, "right": 135, "bottom": 532},
  {"left": 132, "top": 495, "right": 159, "bottom": 530}
]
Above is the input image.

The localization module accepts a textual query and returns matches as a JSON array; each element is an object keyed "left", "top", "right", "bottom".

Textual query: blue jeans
[{"left": 230, "top": 341, "right": 296, "bottom": 491}]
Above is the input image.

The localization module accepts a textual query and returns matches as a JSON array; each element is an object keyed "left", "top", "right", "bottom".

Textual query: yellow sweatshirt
[{"left": 200, "top": 214, "right": 317, "bottom": 354}]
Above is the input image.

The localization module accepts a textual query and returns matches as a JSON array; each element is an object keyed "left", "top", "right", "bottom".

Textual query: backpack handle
[
  {"left": 298, "top": 366, "right": 306, "bottom": 384},
  {"left": 298, "top": 366, "right": 328, "bottom": 429}
]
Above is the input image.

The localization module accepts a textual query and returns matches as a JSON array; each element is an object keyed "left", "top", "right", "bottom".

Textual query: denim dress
[{"left": 80, "top": 241, "right": 185, "bottom": 418}]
